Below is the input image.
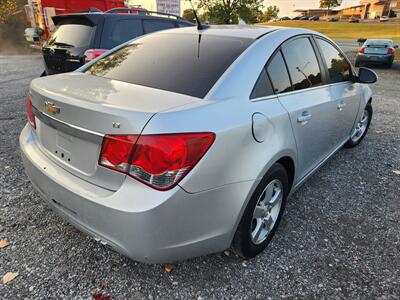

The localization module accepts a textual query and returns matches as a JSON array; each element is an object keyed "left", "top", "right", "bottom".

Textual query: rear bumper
[
  {"left": 20, "top": 124, "right": 254, "bottom": 263},
  {"left": 356, "top": 54, "right": 394, "bottom": 64}
]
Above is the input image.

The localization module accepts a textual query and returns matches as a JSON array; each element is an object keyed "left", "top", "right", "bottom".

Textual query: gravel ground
[{"left": 1, "top": 53, "right": 399, "bottom": 299}]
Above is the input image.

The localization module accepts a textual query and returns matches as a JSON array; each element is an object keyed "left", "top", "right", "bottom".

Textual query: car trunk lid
[
  {"left": 29, "top": 73, "right": 198, "bottom": 191},
  {"left": 364, "top": 45, "right": 390, "bottom": 55}
]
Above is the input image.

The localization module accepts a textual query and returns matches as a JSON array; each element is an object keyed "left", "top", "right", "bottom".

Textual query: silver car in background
[
  {"left": 20, "top": 25, "right": 377, "bottom": 263},
  {"left": 356, "top": 39, "right": 397, "bottom": 68}
]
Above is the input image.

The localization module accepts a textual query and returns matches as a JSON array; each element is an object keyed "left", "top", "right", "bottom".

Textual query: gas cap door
[{"left": 252, "top": 112, "right": 268, "bottom": 143}]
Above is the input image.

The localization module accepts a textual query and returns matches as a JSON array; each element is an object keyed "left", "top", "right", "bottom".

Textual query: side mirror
[{"left": 356, "top": 67, "right": 378, "bottom": 84}]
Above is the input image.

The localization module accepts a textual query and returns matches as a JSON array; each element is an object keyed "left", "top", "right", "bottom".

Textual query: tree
[
  {"left": 0, "top": 0, "right": 18, "bottom": 24},
  {"left": 198, "top": 0, "right": 264, "bottom": 24},
  {"left": 319, "top": 0, "right": 341, "bottom": 16},
  {"left": 182, "top": 9, "right": 196, "bottom": 23},
  {"left": 259, "top": 5, "right": 280, "bottom": 22}
]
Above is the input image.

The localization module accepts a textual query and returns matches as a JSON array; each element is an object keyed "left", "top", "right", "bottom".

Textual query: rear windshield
[
  {"left": 84, "top": 33, "right": 253, "bottom": 98},
  {"left": 365, "top": 40, "right": 393, "bottom": 47},
  {"left": 47, "top": 23, "right": 95, "bottom": 48}
]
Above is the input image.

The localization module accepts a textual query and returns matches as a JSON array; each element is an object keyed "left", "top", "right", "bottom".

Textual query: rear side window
[
  {"left": 84, "top": 33, "right": 253, "bottom": 98},
  {"left": 281, "top": 37, "right": 323, "bottom": 91},
  {"left": 111, "top": 19, "right": 143, "bottom": 46},
  {"left": 177, "top": 22, "right": 192, "bottom": 27},
  {"left": 316, "top": 38, "right": 351, "bottom": 83},
  {"left": 143, "top": 19, "right": 175, "bottom": 33},
  {"left": 267, "top": 51, "right": 292, "bottom": 94},
  {"left": 250, "top": 68, "right": 274, "bottom": 99},
  {"left": 47, "top": 24, "right": 94, "bottom": 48}
]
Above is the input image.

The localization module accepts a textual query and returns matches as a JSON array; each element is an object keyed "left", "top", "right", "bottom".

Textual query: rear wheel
[
  {"left": 344, "top": 103, "right": 372, "bottom": 148},
  {"left": 386, "top": 62, "right": 392, "bottom": 69},
  {"left": 231, "top": 163, "right": 288, "bottom": 259}
]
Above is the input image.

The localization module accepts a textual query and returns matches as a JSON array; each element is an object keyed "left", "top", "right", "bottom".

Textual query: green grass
[{"left": 259, "top": 20, "right": 400, "bottom": 42}]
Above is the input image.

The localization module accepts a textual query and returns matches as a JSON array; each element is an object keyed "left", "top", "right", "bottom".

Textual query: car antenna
[{"left": 187, "top": 0, "right": 207, "bottom": 30}]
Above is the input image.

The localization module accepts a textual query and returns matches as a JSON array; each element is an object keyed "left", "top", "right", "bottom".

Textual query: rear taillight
[
  {"left": 26, "top": 95, "right": 36, "bottom": 129},
  {"left": 99, "top": 133, "right": 215, "bottom": 190},
  {"left": 359, "top": 47, "right": 365, "bottom": 54},
  {"left": 84, "top": 49, "right": 107, "bottom": 63},
  {"left": 387, "top": 48, "right": 394, "bottom": 55}
]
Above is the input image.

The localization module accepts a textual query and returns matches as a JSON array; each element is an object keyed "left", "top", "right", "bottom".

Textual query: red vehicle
[{"left": 24, "top": 0, "right": 146, "bottom": 47}]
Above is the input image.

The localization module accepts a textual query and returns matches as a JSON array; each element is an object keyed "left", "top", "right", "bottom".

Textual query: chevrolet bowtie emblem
[{"left": 45, "top": 101, "right": 60, "bottom": 114}]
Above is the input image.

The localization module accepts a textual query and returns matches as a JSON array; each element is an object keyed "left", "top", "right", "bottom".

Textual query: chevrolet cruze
[{"left": 20, "top": 25, "right": 377, "bottom": 263}]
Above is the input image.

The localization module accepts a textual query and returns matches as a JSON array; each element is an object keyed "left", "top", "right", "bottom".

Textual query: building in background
[
  {"left": 294, "top": 0, "right": 399, "bottom": 19},
  {"left": 293, "top": 8, "right": 331, "bottom": 17},
  {"left": 360, "top": 0, "right": 399, "bottom": 18}
]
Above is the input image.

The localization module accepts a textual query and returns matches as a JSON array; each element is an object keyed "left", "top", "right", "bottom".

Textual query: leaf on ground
[
  {"left": 0, "top": 240, "right": 10, "bottom": 249},
  {"left": 392, "top": 170, "right": 400, "bottom": 175},
  {"left": 2, "top": 272, "right": 19, "bottom": 284},
  {"left": 93, "top": 293, "right": 112, "bottom": 300},
  {"left": 164, "top": 263, "right": 175, "bottom": 273}
]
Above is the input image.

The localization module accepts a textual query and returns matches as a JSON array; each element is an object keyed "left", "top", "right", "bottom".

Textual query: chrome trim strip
[
  {"left": 250, "top": 94, "right": 278, "bottom": 102},
  {"left": 32, "top": 105, "right": 104, "bottom": 144}
]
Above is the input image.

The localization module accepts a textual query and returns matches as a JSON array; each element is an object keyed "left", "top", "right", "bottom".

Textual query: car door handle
[
  {"left": 297, "top": 112, "right": 312, "bottom": 124},
  {"left": 337, "top": 102, "right": 346, "bottom": 111}
]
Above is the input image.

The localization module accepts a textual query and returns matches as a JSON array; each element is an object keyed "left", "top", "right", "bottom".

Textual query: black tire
[
  {"left": 386, "top": 62, "right": 392, "bottom": 69},
  {"left": 344, "top": 103, "right": 372, "bottom": 148},
  {"left": 231, "top": 163, "right": 289, "bottom": 259},
  {"left": 40, "top": 70, "right": 47, "bottom": 77}
]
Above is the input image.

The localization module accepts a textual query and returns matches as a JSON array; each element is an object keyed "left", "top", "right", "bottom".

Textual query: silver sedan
[{"left": 20, "top": 25, "right": 377, "bottom": 263}]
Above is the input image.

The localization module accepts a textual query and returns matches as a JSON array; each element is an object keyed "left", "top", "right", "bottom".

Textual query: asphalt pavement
[{"left": 1, "top": 53, "right": 399, "bottom": 299}]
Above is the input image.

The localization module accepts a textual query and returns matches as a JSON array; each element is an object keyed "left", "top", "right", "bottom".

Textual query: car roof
[
  {"left": 155, "top": 25, "right": 284, "bottom": 40},
  {"left": 53, "top": 11, "right": 192, "bottom": 23}
]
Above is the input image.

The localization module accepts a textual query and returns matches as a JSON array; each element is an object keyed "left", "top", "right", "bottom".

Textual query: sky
[
  {"left": 266, "top": 0, "right": 362, "bottom": 17},
  {"left": 128, "top": 0, "right": 362, "bottom": 17}
]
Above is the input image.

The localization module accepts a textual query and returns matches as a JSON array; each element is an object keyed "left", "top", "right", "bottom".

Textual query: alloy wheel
[
  {"left": 350, "top": 109, "right": 370, "bottom": 143},
  {"left": 250, "top": 179, "right": 283, "bottom": 245}
]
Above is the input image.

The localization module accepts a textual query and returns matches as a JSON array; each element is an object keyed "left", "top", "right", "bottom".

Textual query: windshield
[
  {"left": 47, "top": 24, "right": 95, "bottom": 48},
  {"left": 84, "top": 33, "right": 253, "bottom": 98}
]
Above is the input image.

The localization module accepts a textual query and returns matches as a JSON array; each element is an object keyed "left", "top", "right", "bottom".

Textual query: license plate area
[{"left": 36, "top": 119, "right": 101, "bottom": 176}]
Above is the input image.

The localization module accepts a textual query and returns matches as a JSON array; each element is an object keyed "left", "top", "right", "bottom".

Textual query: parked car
[
  {"left": 309, "top": 16, "right": 320, "bottom": 21},
  {"left": 299, "top": 16, "right": 309, "bottom": 20},
  {"left": 41, "top": 8, "right": 193, "bottom": 76},
  {"left": 356, "top": 39, "right": 396, "bottom": 68},
  {"left": 292, "top": 16, "right": 301, "bottom": 20},
  {"left": 379, "top": 16, "right": 389, "bottom": 22},
  {"left": 279, "top": 16, "right": 291, "bottom": 21},
  {"left": 328, "top": 17, "right": 338, "bottom": 22},
  {"left": 349, "top": 17, "right": 360, "bottom": 23},
  {"left": 20, "top": 25, "right": 377, "bottom": 263}
]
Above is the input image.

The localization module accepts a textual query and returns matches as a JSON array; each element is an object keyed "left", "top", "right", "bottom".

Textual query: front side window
[
  {"left": 316, "top": 38, "right": 351, "bottom": 83},
  {"left": 85, "top": 33, "right": 253, "bottom": 98},
  {"left": 281, "top": 37, "right": 323, "bottom": 91},
  {"left": 267, "top": 51, "right": 292, "bottom": 94}
]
